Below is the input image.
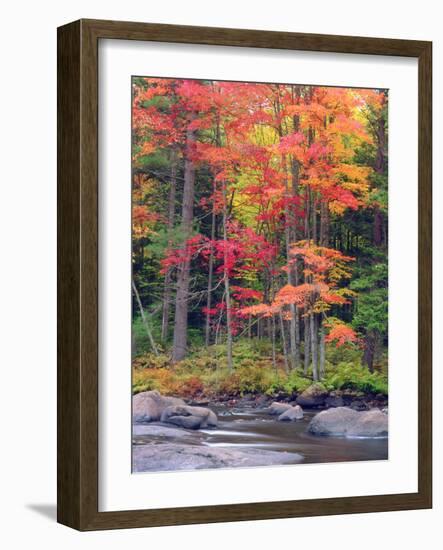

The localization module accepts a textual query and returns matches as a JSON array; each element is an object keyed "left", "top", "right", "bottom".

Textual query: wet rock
[
  {"left": 278, "top": 405, "right": 304, "bottom": 421},
  {"left": 187, "top": 399, "right": 209, "bottom": 407},
  {"left": 308, "top": 407, "right": 388, "bottom": 437},
  {"left": 347, "top": 409, "right": 388, "bottom": 437},
  {"left": 296, "top": 384, "right": 328, "bottom": 408},
  {"left": 132, "top": 423, "right": 200, "bottom": 439},
  {"left": 133, "top": 391, "right": 186, "bottom": 422},
  {"left": 133, "top": 443, "right": 303, "bottom": 472},
  {"left": 268, "top": 402, "right": 292, "bottom": 415},
  {"left": 160, "top": 404, "right": 218, "bottom": 428},
  {"left": 308, "top": 407, "right": 360, "bottom": 435},
  {"left": 166, "top": 415, "right": 203, "bottom": 430}
]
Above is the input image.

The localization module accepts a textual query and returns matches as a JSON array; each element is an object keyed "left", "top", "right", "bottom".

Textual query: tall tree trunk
[
  {"left": 271, "top": 315, "right": 277, "bottom": 370},
  {"left": 282, "top": 156, "right": 299, "bottom": 369},
  {"left": 161, "top": 147, "right": 178, "bottom": 342},
  {"left": 289, "top": 107, "right": 302, "bottom": 369},
  {"left": 304, "top": 186, "right": 310, "bottom": 241},
  {"left": 312, "top": 193, "right": 318, "bottom": 244},
  {"left": 204, "top": 195, "right": 216, "bottom": 346},
  {"left": 132, "top": 279, "right": 158, "bottom": 356},
  {"left": 222, "top": 183, "right": 233, "bottom": 370},
  {"left": 363, "top": 333, "right": 375, "bottom": 373},
  {"left": 319, "top": 319, "right": 325, "bottom": 379},
  {"left": 172, "top": 121, "right": 196, "bottom": 362},
  {"left": 304, "top": 316, "right": 310, "bottom": 375},
  {"left": 373, "top": 108, "right": 387, "bottom": 248},
  {"left": 319, "top": 200, "right": 329, "bottom": 246},
  {"left": 310, "top": 313, "right": 318, "bottom": 381},
  {"left": 279, "top": 313, "right": 289, "bottom": 372}
]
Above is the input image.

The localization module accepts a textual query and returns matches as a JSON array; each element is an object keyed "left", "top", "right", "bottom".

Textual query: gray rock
[
  {"left": 133, "top": 443, "right": 303, "bottom": 472},
  {"left": 278, "top": 405, "right": 304, "bottom": 421},
  {"left": 133, "top": 390, "right": 186, "bottom": 422},
  {"left": 381, "top": 407, "right": 388, "bottom": 415},
  {"left": 166, "top": 415, "right": 203, "bottom": 430},
  {"left": 187, "top": 398, "right": 210, "bottom": 407},
  {"left": 296, "top": 384, "right": 328, "bottom": 408},
  {"left": 308, "top": 406, "right": 389, "bottom": 438},
  {"left": 160, "top": 404, "right": 218, "bottom": 428},
  {"left": 347, "top": 409, "right": 388, "bottom": 437},
  {"left": 268, "top": 402, "right": 292, "bottom": 415},
  {"left": 308, "top": 407, "right": 360, "bottom": 435},
  {"left": 132, "top": 423, "right": 200, "bottom": 439}
]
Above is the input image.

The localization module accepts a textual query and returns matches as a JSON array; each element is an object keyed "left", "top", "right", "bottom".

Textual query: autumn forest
[{"left": 131, "top": 77, "right": 389, "bottom": 405}]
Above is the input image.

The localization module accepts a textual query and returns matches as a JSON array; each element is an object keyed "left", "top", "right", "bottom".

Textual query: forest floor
[{"left": 132, "top": 339, "right": 388, "bottom": 409}]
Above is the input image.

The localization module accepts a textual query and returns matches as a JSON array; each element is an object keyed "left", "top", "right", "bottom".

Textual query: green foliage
[
  {"left": 323, "top": 362, "right": 388, "bottom": 395},
  {"left": 351, "top": 261, "right": 388, "bottom": 336},
  {"left": 266, "top": 370, "right": 312, "bottom": 396},
  {"left": 132, "top": 315, "right": 163, "bottom": 356},
  {"left": 325, "top": 341, "right": 362, "bottom": 364},
  {"left": 132, "top": 341, "right": 387, "bottom": 398}
]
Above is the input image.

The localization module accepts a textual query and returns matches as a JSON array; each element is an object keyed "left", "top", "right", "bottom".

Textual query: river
[{"left": 133, "top": 404, "right": 388, "bottom": 472}]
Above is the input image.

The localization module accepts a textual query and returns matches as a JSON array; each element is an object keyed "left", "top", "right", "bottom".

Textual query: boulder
[
  {"left": 133, "top": 390, "right": 185, "bottom": 422},
  {"left": 133, "top": 443, "right": 303, "bottom": 472},
  {"left": 160, "top": 404, "right": 218, "bottom": 428},
  {"left": 268, "top": 402, "right": 292, "bottom": 415},
  {"left": 347, "top": 409, "right": 388, "bottom": 437},
  {"left": 308, "top": 406, "right": 389, "bottom": 437},
  {"left": 132, "top": 423, "right": 203, "bottom": 440},
  {"left": 165, "top": 415, "right": 204, "bottom": 430},
  {"left": 296, "top": 383, "right": 328, "bottom": 408},
  {"left": 278, "top": 405, "right": 304, "bottom": 421},
  {"left": 308, "top": 407, "right": 360, "bottom": 435}
]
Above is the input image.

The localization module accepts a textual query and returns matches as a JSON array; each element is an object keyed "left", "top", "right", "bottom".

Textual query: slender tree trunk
[
  {"left": 222, "top": 183, "right": 233, "bottom": 371},
  {"left": 310, "top": 313, "right": 318, "bottom": 381},
  {"left": 290, "top": 118, "right": 301, "bottom": 369},
  {"left": 312, "top": 193, "right": 318, "bottom": 244},
  {"left": 363, "top": 333, "right": 375, "bottom": 373},
  {"left": 271, "top": 315, "right": 277, "bottom": 370},
  {"left": 161, "top": 147, "right": 178, "bottom": 342},
  {"left": 204, "top": 198, "right": 216, "bottom": 346},
  {"left": 319, "top": 201, "right": 329, "bottom": 246},
  {"left": 132, "top": 279, "right": 158, "bottom": 356},
  {"left": 319, "top": 319, "right": 325, "bottom": 379},
  {"left": 304, "top": 187, "right": 310, "bottom": 241},
  {"left": 279, "top": 313, "right": 289, "bottom": 372},
  {"left": 282, "top": 155, "right": 299, "bottom": 369},
  {"left": 172, "top": 121, "right": 196, "bottom": 362},
  {"left": 304, "top": 316, "right": 310, "bottom": 375}
]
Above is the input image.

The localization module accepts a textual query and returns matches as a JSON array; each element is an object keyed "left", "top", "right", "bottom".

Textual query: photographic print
[{"left": 131, "top": 77, "right": 389, "bottom": 474}]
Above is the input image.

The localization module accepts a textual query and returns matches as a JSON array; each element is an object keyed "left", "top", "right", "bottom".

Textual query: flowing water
[{"left": 199, "top": 405, "right": 388, "bottom": 464}]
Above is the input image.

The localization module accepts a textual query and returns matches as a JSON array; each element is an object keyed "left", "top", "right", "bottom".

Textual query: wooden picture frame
[{"left": 57, "top": 19, "right": 432, "bottom": 531}]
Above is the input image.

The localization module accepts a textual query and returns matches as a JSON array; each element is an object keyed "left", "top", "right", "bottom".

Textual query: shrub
[{"left": 324, "top": 362, "right": 388, "bottom": 395}]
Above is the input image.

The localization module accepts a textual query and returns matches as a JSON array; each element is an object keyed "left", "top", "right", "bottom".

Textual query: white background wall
[{"left": 0, "top": 0, "right": 441, "bottom": 547}]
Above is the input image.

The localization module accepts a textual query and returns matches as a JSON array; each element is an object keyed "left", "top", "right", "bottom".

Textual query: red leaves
[
  {"left": 325, "top": 323, "right": 358, "bottom": 347},
  {"left": 231, "top": 286, "right": 263, "bottom": 302},
  {"left": 160, "top": 234, "right": 208, "bottom": 274}
]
